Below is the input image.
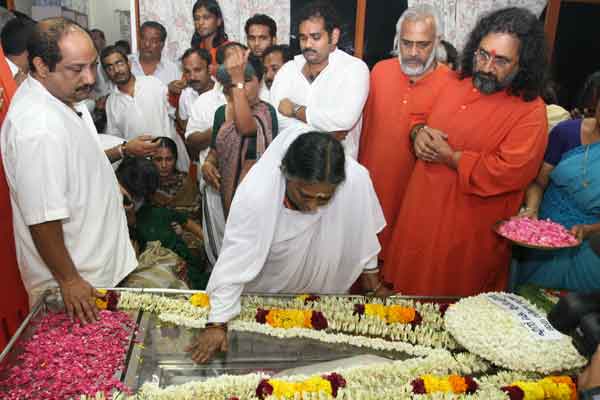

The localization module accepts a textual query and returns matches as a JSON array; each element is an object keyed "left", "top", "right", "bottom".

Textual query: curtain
[
  {"left": 408, "top": 0, "right": 548, "bottom": 52},
  {"left": 139, "top": 0, "right": 291, "bottom": 62}
]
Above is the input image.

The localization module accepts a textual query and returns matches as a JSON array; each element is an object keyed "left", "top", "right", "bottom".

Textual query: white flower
[{"left": 444, "top": 292, "right": 586, "bottom": 372}]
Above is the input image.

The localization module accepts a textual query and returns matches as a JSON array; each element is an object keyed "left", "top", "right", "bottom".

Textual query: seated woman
[
  {"left": 201, "top": 44, "right": 278, "bottom": 263},
  {"left": 117, "top": 157, "right": 209, "bottom": 289},
  {"left": 151, "top": 137, "right": 202, "bottom": 248},
  {"left": 514, "top": 97, "right": 600, "bottom": 291}
]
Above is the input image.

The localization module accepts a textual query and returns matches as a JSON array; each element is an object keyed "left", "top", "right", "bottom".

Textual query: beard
[
  {"left": 113, "top": 71, "right": 132, "bottom": 85},
  {"left": 399, "top": 48, "right": 436, "bottom": 77},
  {"left": 472, "top": 68, "right": 519, "bottom": 95}
]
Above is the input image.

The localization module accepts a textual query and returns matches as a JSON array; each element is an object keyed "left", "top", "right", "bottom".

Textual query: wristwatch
[
  {"left": 233, "top": 82, "right": 244, "bottom": 89},
  {"left": 580, "top": 387, "right": 600, "bottom": 400},
  {"left": 292, "top": 103, "right": 303, "bottom": 117}
]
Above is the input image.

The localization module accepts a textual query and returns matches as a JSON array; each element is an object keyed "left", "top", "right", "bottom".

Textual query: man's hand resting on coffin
[{"left": 187, "top": 325, "right": 228, "bottom": 363}]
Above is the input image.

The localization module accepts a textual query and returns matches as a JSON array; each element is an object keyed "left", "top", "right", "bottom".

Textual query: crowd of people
[{"left": 0, "top": 0, "right": 599, "bottom": 366}]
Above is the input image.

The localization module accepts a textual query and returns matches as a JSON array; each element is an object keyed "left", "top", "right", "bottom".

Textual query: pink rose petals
[
  {"left": 0, "top": 310, "right": 135, "bottom": 399},
  {"left": 497, "top": 217, "right": 579, "bottom": 248}
]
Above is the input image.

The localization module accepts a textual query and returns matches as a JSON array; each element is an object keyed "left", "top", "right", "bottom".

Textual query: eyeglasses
[{"left": 474, "top": 48, "right": 512, "bottom": 69}]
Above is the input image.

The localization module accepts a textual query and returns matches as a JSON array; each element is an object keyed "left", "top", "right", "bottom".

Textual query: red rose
[
  {"left": 311, "top": 311, "right": 328, "bottom": 330},
  {"left": 323, "top": 373, "right": 346, "bottom": 397},
  {"left": 411, "top": 378, "right": 426, "bottom": 394},
  {"left": 501, "top": 386, "right": 525, "bottom": 400},
  {"left": 256, "top": 379, "right": 273, "bottom": 400},
  {"left": 256, "top": 308, "right": 269, "bottom": 324}
]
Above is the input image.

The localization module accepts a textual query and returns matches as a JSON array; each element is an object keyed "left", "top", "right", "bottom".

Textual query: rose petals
[
  {"left": 498, "top": 217, "right": 579, "bottom": 248},
  {"left": 0, "top": 310, "right": 135, "bottom": 399}
]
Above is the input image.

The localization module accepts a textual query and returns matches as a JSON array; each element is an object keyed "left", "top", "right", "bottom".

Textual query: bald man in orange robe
[
  {"left": 0, "top": 45, "right": 29, "bottom": 350},
  {"left": 383, "top": 8, "right": 548, "bottom": 296},
  {"left": 359, "top": 5, "right": 453, "bottom": 265}
]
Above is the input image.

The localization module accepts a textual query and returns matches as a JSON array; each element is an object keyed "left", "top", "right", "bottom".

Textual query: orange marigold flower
[
  {"left": 448, "top": 375, "right": 468, "bottom": 394},
  {"left": 387, "top": 305, "right": 416, "bottom": 324}
]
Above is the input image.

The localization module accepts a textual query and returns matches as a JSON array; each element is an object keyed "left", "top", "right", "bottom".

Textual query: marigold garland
[
  {"left": 354, "top": 303, "right": 422, "bottom": 326},
  {"left": 501, "top": 376, "right": 577, "bottom": 400},
  {"left": 411, "top": 374, "right": 478, "bottom": 395},
  {"left": 256, "top": 373, "right": 346, "bottom": 399},
  {"left": 255, "top": 308, "right": 328, "bottom": 330}
]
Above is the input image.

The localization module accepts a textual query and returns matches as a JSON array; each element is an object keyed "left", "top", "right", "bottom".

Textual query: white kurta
[
  {"left": 0, "top": 77, "right": 137, "bottom": 300},
  {"left": 184, "top": 84, "right": 226, "bottom": 169},
  {"left": 178, "top": 87, "right": 200, "bottom": 122},
  {"left": 128, "top": 53, "right": 181, "bottom": 87},
  {"left": 206, "top": 125, "right": 386, "bottom": 323},
  {"left": 269, "top": 48, "right": 370, "bottom": 159},
  {"left": 105, "top": 75, "right": 190, "bottom": 171}
]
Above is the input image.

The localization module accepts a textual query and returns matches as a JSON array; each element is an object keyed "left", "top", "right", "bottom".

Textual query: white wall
[
  {"left": 88, "top": 0, "right": 131, "bottom": 45},
  {"left": 15, "top": 0, "right": 34, "bottom": 16}
]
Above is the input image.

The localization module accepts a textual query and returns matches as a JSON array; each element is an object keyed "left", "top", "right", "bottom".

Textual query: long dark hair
[
  {"left": 460, "top": 7, "right": 547, "bottom": 102},
  {"left": 282, "top": 132, "right": 346, "bottom": 185},
  {"left": 191, "top": 0, "right": 228, "bottom": 48}
]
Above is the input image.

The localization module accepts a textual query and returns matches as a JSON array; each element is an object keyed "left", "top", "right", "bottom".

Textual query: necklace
[{"left": 581, "top": 144, "right": 591, "bottom": 188}]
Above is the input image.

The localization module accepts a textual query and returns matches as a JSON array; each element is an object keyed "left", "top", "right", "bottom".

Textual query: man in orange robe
[
  {"left": 383, "top": 7, "right": 548, "bottom": 296},
  {"left": 359, "top": 5, "right": 453, "bottom": 265},
  {"left": 0, "top": 45, "right": 29, "bottom": 350}
]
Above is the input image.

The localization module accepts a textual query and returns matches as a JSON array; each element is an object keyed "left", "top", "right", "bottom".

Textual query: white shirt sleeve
[
  {"left": 104, "top": 95, "right": 124, "bottom": 138},
  {"left": 14, "top": 129, "right": 70, "bottom": 225},
  {"left": 178, "top": 91, "right": 190, "bottom": 121},
  {"left": 269, "top": 63, "right": 299, "bottom": 130},
  {"left": 206, "top": 200, "right": 272, "bottom": 323},
  {"left": 185, "top": 96, "right": 213, "bottom": 139},
  {"left": 306, "top": 60, "right": 370, "bottom": 132}
]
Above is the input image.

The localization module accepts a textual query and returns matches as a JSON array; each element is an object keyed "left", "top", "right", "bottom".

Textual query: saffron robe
[
  {"left": 383, "top": 78, "right": 548, "bottom": 296},
  {"left": 359, "top": 59, "right": 453, "bottom": 261},
  {"left": 0, "top": 47, "right": 28, "bottom": 350}
]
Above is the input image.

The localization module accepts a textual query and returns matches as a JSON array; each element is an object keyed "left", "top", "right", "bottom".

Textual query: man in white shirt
[
  {"left": 187, "top": 129, "right": 387, "bottom": 364},
  {"left": 1, "top": 18, "right": 137, "bottom": 323},
  {"left": 129, "top": 21, "right": 182, "bottom": 93},
  {"left": 102, "top": 45, "right": 190, "bottom": 172},
  {"left": 176, "top": 48, "right": 214, "bottom": 135},
  {"left": 259, "top": 44, "right": 291, "bottom": 104},
  {"left": 1, "top": 18, "right": 34, "bottom": 86},
  {"left": 184, "top": 53, "right": 227, "bottom": 168},
  {"left": 270, "top": 2, "right": 369, "bottom": 159}
]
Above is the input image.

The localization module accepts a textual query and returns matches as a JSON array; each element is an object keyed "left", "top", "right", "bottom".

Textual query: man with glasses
[
  {"left": 384, "top": 7, "right": 548, "bottom": 297},
  {"left": 359, "top": 5, "right": 453, "bottom": 275}
]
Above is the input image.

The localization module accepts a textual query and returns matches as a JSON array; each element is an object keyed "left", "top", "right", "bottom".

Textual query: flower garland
[
  {"left": 411, "top": 374, "right": 479, "bottom": 395},
  {"left": 500, "top": 376, "right": 577, "bottom": 400},
  {"left": 354, "top": 303, "right": 422, "bottom": 326},
  {"left": 238, "top": 295, "right": 457, "bottom": 351},
  {"left": 255, "top": 308, "right": 328, "bottom": 330},
  {"left": 256, "top": 373, "right": 346, "bottom": 399},
  {"left": 444, "top": 292, "right": 586, "bottom": 372}
]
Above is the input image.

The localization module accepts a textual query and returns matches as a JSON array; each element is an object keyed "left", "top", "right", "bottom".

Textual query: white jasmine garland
[{"left": 444, "top": 292, "right": 586, "bottom": 372}]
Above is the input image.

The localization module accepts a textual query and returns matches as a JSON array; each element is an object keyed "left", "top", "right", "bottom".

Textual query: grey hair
[{"left": 392, "top": 4, "right": 443, "bottom": 56}]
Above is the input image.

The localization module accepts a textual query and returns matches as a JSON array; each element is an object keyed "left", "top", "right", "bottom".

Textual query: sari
[
  {"left": 516, "top": 141, "right": 600, "bottom": 291},
  {"left": 203, "top": 101, "right": 275, "bottom": 266}
]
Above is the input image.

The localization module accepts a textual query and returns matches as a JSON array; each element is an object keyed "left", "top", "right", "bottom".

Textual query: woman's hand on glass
[{"left": 202, "top": 160, "right": 221, "bottom": 190}]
